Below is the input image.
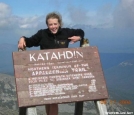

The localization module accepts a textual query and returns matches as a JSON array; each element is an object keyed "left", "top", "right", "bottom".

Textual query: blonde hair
[{"left": 46, "top": 12, "right": 63, "bottom": 27}]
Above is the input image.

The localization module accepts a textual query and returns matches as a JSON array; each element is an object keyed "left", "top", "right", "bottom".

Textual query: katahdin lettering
[{"left": 29, "top": 50, "right": 83, "bottom": 62}]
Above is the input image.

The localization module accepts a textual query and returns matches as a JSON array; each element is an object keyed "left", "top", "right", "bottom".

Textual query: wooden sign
[{"left": 12, "top": 46, "right": 108, "bottom": 107}]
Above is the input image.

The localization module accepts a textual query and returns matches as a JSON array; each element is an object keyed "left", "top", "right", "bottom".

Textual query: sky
[{"left": 0, "top": 0, "right": 134, "bottom": 53}]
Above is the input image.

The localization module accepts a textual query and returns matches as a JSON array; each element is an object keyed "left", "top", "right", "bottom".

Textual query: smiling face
[{"left": 47, "top": 18, "right": 60, "bottom": 34}]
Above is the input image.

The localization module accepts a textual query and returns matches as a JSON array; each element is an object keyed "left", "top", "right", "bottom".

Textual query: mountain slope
[
  {"left": 105, "top": 59, "right": 134, "bottom": 92},
  {"left": 104, "top": 59, "right": 134, "bottom": 111}
]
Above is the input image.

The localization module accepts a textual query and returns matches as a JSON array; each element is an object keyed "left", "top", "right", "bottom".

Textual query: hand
[
  {"left": 18, "top": 37, "right": 26, "bottom": 49},
  {"left": 68, "top": 36, "right": 81, "bottom": 44}
]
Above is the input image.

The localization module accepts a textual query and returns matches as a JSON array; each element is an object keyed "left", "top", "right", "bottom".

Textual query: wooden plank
[
  {"left": 26, "top": 107, "right": 37, "bottom": 115},
  {"left": 18, "top": 48, "right": 38, "bottom": 115},
  {"left": 94, "top": 100, "right": 108, "bottom": 115},
  {"left": 13, "top": 47, "right": 108, "bottom": 107}
]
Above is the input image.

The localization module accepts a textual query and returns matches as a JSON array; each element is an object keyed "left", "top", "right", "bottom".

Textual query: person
[{"left": 18, "top": 12, "right": 84, "bottom": 115}]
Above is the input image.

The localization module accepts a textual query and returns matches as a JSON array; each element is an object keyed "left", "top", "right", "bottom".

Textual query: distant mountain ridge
[
  {"left": 100, "top": 53, "right": 134, "bottom": 69},
  {"left": 105, "top": 59, "right": 134, "bottom": 91},
  {"left": 104, "top": 59, "right": 134, "bottom": 111}
]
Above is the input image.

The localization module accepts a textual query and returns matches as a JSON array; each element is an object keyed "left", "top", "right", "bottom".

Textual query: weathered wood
[
  {"left": 18, "top": 48, "right": 38, "bottom": 115},
  {"left": 13, "top": 46, "right": 108, "bottom": 107},
  {"left": 95, "top": 100, "right": 108, "bottom": 115},
  {"left": 26, "top": 107, "right": 37, "bottom": 115}
]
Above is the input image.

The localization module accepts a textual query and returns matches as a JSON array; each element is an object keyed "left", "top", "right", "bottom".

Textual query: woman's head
[{"left": 46, "top": 12, "right": 62, "bottom": 34}]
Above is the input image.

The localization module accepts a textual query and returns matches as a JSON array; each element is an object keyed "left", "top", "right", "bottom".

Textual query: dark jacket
[{"left": 24, "top": 27, "right": 84, "bottom": 49}]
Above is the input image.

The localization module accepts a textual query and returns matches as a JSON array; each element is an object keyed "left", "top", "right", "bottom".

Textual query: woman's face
[{"left": 47, "top": 18, "right": 60, "bottom": 34}]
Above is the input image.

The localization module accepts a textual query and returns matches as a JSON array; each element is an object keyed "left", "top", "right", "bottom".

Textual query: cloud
[
  {"left": 0, "top": 1, "right": 115, "bottom": 31},
  {"left": 0, "top": 1, "right": 134, "bottom": 53},
  {"left": 113, "top": 0, "right": 134, "bottom": 28},
  {"left": 67, "top": 4, "right": 113, "bottom": 28},
  {"left": 18, "top": 15, "right": 46, "bottom": 29},
  {"left": 66, "top": 0, "right": 134, "bottom": 29},
  {"left": 67, "top": 1, "right": 134, "bottom": 29},
  {"left": 0, "top": 3, "right": 11, "bottom": 18},
  {"left": 67, "top": 6, "right": 89, "bottom": 24},
  {"left": 0, "top": 2, "right": 47, "bottom": 41},
  {"left": 1, "top": 0, "right": 134, "bottom": 31},
  {"left": 0, "top": 3, "right": 46, "bottom": 30},
  {"left": 0, "top": 2, "right": 47, "bottom": 44},
  {"left": 0, "top": 3, "right": 12, "bottom": 28}
]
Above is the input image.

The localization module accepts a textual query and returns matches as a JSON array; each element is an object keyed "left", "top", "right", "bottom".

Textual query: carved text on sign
[
  {"left": 12, "top": 47, "right": 108, "bottom": 107},
  {"left": 29, "top": 50, "right": 83, "bottom": 61}
]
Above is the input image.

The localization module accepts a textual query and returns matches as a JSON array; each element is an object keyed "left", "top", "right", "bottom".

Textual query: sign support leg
[
  {"left": 26, "top": 107, "right": 37, "bottom": 115},
  {"left": 19, "top": 106, "right": 37, "bottom": 115},
  {"left": 19, "top": 107, "right": 26, "bottom": 115},
  {"left": 94, "top": 100, "right": 107, "bottom": 115},
  {"left": 74, "top": 102, "right": 83, "bottom": 115}
]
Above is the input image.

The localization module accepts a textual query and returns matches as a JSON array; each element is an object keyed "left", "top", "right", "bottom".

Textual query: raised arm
[
  {"left": 18, "top": 30, "right": 42, "bottom": 50},
  {"left": 67, "top": 28, "right": 84, "bottom": 44}
]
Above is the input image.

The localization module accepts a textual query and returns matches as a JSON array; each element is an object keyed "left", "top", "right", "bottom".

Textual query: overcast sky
[{"left": 0, "top": 0, "right": 134, "bottom": 53}]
